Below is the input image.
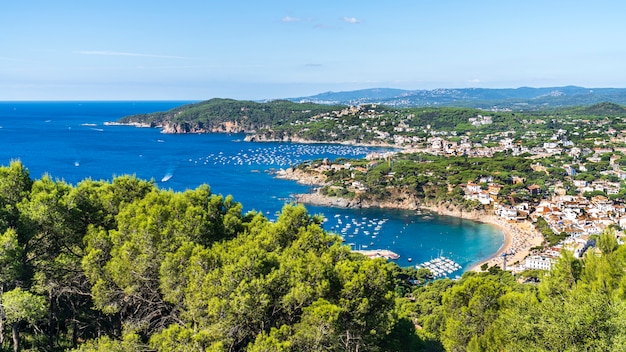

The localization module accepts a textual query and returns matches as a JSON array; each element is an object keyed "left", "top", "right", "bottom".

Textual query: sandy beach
[
  {"left": 278, "top": 168, "right": 545, "bottom": 272},
  {"left": 417, "top": 205, "right": 544, "bottom": 271},
  {"left": 294, "top": 190, "right": 545, "bottom": 272},
  {"left": 468, "top": 216, "right": 544, "bottom": 271}
]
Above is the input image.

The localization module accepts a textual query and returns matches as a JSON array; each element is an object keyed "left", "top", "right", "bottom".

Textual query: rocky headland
[{"left": 159, "top": 121, "right": 260, "bottom": 134}]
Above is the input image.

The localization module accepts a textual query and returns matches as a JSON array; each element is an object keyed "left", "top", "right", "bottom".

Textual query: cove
[{"left": 0, "top": 101, "right": 503, "bottom": 273}]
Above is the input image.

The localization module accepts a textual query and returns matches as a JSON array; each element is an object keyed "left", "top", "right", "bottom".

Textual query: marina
[
  {"left": 415, "top": 256, "right": 463, "bottom": 278},
  {"left": 185, "top": 144, "right": 374, "bottom": 168}
]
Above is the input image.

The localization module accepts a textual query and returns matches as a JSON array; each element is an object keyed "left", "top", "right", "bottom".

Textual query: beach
[
  {"left": 289, "top": 186, "right": 545, "bottom": 272},
  {"left": 468, "top": 217, "right": 544, "bottom": 271},
  {"left": 417, "top": 205, "right": 544, "bottom": 271}
]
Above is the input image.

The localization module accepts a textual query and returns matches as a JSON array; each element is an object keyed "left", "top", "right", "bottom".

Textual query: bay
[{"left": 0, "top": 101, "right": 503, "bottom": 273}]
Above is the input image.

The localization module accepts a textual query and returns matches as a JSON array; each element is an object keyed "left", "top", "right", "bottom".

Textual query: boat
[{"left": 414, "top": 256, "right": 462, "bottom": 278}]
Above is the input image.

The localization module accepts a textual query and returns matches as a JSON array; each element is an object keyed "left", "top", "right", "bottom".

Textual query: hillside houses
[
  {"left": 460, "top": 173, "right": 624, "bottom": 272},
  {"left": 292, "top": 102, "right": 626, "bottom": 275}
]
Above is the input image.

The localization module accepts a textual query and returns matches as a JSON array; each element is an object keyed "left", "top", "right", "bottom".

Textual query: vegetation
[
  {"left": 118, "top": 99, "right": 345, "bottom": 133},
  {"left": 310, "top": 153, "right": 549, "bottom": 211},
  {"left": 0, "top": 161, "right": 418, "bottom": 351},
  {"left": 2, "top": 161, "right": 626, "bottom": 351}
]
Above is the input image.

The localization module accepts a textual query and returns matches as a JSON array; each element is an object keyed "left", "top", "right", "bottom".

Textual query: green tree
[
  {"left": 440, "top": 274, "right": 511, "bottom": 352},
  {"left": 71, "top": 332, "right": 146, "bottom": 352},
  {"left": 2, "top": 287, "right": 47, "bottom": 352},
  {"left": 539, "top": 250, "right": 581, "bottom": 299},
  {"left": 0, "top": 161, "right": 33, "bottom": 232},
  {"left": 83, "top": 186, "right": 243, "bottom": 338},
  {"left": 0, "top": 229, "right": 23, "bottom": 346}
]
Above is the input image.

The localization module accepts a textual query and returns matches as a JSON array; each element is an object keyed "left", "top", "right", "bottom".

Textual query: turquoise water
[{"left": 0, "top": 101, "right": 503, "bottom": 272}]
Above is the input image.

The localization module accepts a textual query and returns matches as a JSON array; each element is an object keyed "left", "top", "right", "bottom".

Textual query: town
[{"left": 278, "top": 102, "right": 626, "bottom": 274}]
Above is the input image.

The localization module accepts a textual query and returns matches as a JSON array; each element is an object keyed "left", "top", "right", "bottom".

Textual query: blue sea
[{"left": 0, "top": 101, "right": 503, "bottom": 273}]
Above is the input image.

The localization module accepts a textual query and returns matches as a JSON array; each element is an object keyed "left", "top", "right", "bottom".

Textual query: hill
[
  {"left": 118, "top": 98, "right": 344, "bottom": 134},
  {"left": 567, "top": 101, "right": 626, "bottom": 116},
  {"left": 286, "top": 86, "right": 626, "bottom": 110}
]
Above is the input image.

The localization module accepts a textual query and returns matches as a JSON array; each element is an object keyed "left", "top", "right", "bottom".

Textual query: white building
[{"left": 525, "top": 255, "right": 554, "bottom": 271}]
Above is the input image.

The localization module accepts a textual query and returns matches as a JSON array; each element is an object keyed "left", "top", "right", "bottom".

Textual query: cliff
[
  {"left": 419, "top": 202, "right": 489, "bottom": 220},
  {"left": 276, "top": 167, "right": 327, "bottom": 185},
  {"left": 159, "top": 121, "right": 260, "bottom": 134}
]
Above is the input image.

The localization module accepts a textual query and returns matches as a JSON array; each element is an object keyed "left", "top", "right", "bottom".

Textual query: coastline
[
  {"left": 399, "top": 205, "right": 544, "bottom": 272},
  {"left": 286, "top": 182, "right": 544, "bottom": 272},
  {"left": 244, "top": 134, "right": 404, "bottom": 150}
]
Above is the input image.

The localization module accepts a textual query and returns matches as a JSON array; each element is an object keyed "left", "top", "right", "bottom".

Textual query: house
[
  {"left": 351, "top": 181, "right": 367, "bottom": 193},
  {"left": 479, "top": 176, "right": 494, "bottom": 184},
  {"left": 525, "top": 256, "right": 554, "bottom": 270},
  {"left": 466, "top": 181, "right": 482, "bottom": 194},
  {"left": 563, "top": 164, "right": 576, "bottom": 176},
  {"left": 511, "top": 176, "right": 526, "bottom": 185},
  {"left": 527, "top": 184, "right": 542, "bottom": 196},
  {"left": 488, "top": 183, "right": 503, "bottom": 196},
  {"left": 477, "top": 191, "right": 492, "bottom": 205},
  {"left": 496, "top": 205, "right": 518, "bottom": 220}
]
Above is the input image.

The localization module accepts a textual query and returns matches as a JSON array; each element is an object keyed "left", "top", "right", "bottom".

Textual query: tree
[
  {"left": 2, "top": 287, "right": 47, "bottom": 352},
  {"left": 0, "top": 229, "right": 23, "bottom": 345},
  {"left": 336, "top": 259, "right": 396, "bottom": 351},
  {"left": 0, "top": 161, "right": 33, "bottom": 232},
  {"left": 440, "top": 275, "right": 511, "bottom": 351},
  {"left": 82, "top": 186, "right": 244, "bottom": 338},
  {"left": 71, "top": 332, "right": 146, "bottom": 352},
  {"left": 539, "top": 250, "right": 581, "bottom": 300},
  {"left": 597, "top": 228, "right": 619, "bottom": 255}
]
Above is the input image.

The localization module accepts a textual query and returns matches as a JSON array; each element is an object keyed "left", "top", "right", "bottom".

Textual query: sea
[{"left": 0, "top": 101, "right": 503, "bottom": 274}]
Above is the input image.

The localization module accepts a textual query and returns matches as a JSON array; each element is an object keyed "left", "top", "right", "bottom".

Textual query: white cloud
[
  {"left": 281, "top": 16, "right": 301, "bottom": 23},
  {"left": 76, "top": 51, "right": 187, "bottom": 59},
  {"left": 468, "top": 78, "right": 481, "bottom": 83},
  {"left": 343, "top": 17, "right": 360, "bottom": 24}
]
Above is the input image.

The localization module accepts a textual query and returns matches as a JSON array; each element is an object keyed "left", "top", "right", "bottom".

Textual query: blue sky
[{"left": 2, "top": 0, "right": 626, "bottom": 100}]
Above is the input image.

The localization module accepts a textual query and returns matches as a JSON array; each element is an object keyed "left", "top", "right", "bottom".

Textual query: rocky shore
[
  {"left": 293, "top": 191, "right": 420, "bottom": 211},
  {"left": 275, "top": 167, "right": 327, "bottom": 186},
  {"left": 160, "top": 121, "right": 257, "bottom": 134}
]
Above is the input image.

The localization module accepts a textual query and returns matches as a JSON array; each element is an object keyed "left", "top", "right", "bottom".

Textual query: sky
[{"left": 2, "top": 0, "right": 626, "bottom": 100}]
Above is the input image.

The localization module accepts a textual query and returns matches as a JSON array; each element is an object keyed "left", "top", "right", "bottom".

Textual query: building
[{"left": 525, "top": 255, "right": 554, "bottom": 270}]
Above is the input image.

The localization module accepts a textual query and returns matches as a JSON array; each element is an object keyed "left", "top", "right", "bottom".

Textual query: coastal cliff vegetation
[
  {"left": 118, "top": 99, "right": 345, "bottom": 134},
  {"left": 2, "top": 161, "right": 626, "bottom": 351}
]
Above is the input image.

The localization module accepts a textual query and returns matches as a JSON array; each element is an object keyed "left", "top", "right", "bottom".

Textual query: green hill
[
  {"left": 118, "top": 98, "right": 345, "bottom": 133},
  {"left": 569, "top": 101, "right": 626, "bottom": 116}
]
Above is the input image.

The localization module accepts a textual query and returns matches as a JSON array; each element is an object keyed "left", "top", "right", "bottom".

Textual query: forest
[{"left": 2, "top": 160, "right": 626, "bottom": 351}]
